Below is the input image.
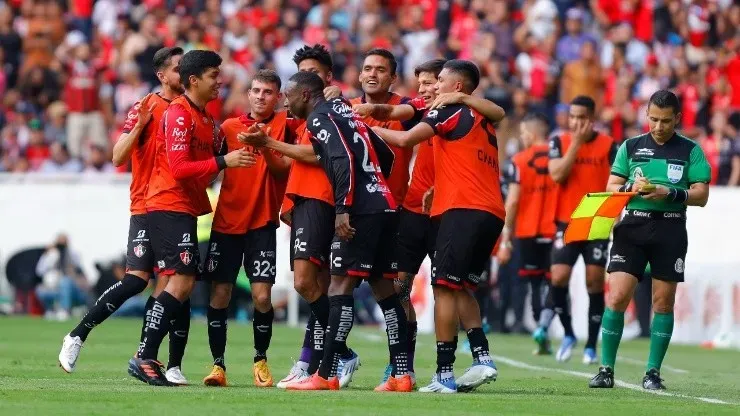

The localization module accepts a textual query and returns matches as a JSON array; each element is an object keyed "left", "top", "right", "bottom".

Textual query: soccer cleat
[
  {"left": 582, "top": 348, "right": 598, "bottom": 365},
  {"left": 58, "top": 334, "right": 83, "bottom": 373},
  {"left": 374, "top": 374, "right": 414, "bottom": 392},
  {"left": 556, "top": 335, "right": 577, "bottom": 362},
  {"left": 419, "top": 373, "right": 457, "bottom": 393},
  {"left": 277, "top": 361, "right": 309, "bottom": 389},
  {"left": 588, "top": 366, "right": 615, "bottom": 388},
  {"left": 286, "top": 372, "right": 339, "bottom": 391},
  {"left": 253, "top": 359, "right": 274, "bottom": 387},
  {"left": 409, "top": 371, "right": 417, "bottom": 388},
  {"left": 532, "top": 327, "right": 552, "bottom": 355},
  {"left": 642, "top": 368, "right": 666, "bottom": 390},
  {"left": 127, "top": 357, "right": 174, "bottom": 386},
  {"left": 203, "top": 365, "right": 228, "bottom": 387},
  {"left": 337, "top": 349, "right": 360, "bottom": 388},
  {"left": 165, "top": 366, "right": 188, "bottom": 385},
  {"left": 455, "top": 360, "right": 498, "bottom": 393},
  {"left": 380, "top": 364, "right": 393, "bottom": 383}
]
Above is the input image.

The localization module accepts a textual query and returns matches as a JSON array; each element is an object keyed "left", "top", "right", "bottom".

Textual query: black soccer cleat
[
  {"left": 642, "top": 368, "right": 666, "bottom": 390},
  {"left": 128, "top": 357, "right": 175, "bottom": 386},
  {"left": 588, "top": 366, "right": 615, "bottom": 388}
]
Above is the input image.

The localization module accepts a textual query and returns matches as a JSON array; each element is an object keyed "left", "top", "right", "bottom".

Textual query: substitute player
[
  {"left": 497, "top": 113, "right": 557, "bottom": 355},
  {"left": 201, "top": 69, "right": 292, "bottom": 388},
  {"left": 58, "top": 47, "right": 191, "bottom": 384},
  {"left": 127, "top": 50, "right": 256, "bottom": 386},
  {"left": 373, "top": 60, "right": 505, "bottom": 394},
  {"left": 589, "top": 90, "right": 710, "bottom": 390},
  {"left": 537, "top": 96, "right": 616, "bottom": 364}
]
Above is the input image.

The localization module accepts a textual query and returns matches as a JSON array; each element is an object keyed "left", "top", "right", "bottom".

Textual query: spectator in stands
[
  {"left": 556, "top": 8, "right": 595, "bottom": 64},
  {"left": 84, "top": 144, "right": 114, "bottom": 173},
  {"left": 35, "top": 234, "right": 89, "bottom": 320},
  {"left": 23, "top": 118, "right": 49, "bottom": 170},
  {"left": 39, "top": 142, "right": 82, "bottom": 174}
]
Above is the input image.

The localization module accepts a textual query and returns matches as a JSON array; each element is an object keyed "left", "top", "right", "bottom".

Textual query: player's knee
[
  {"left": 606, "top": 288, "right": 631, "bottom": 312},
  {"left": 370, "top": 278, "right": 396, "bottom": 300},
  {"left": 252, "top": 290, "right": 272, "bottom": 311},
  {"left": 652, "top": 293, "right": 675, "bottom": 314},
  {"left": 550, "top": 267, "right": 570, "bottom": 287},
  {"left": 209, "top": 283, "right": 232, "bottom": 309},
  {"left": 328, "top": 277, "right": 355, "bottom": 296},
  {"left": 396, "top": 277, "right": 411, "bottom": 303},
  {"left": 585, "top": 277, "right": 605, "bottom": 293},
  {"left": 127, "top": 270, "right": 152, "bottom": 282}
]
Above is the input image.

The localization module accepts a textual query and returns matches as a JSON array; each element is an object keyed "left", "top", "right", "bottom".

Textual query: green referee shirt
[{"left": 611, "top": 132, "right": 711, "bottom": 212}]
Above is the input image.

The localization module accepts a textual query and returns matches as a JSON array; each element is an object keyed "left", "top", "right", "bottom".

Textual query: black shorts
[
  {"left": 125, "top": 214, "right": 155, "bottom": 273},
  {"left": 552, "top": 222, "right": 608, "bottom": 267},
  {"left": 203, "top": 224, "right": 277, "bottom": 285},
  {"left": 432, "top": 209, "right": 504, "bottom": 291},
  {"left": 516, "top": 238, "right": 552, "bottom": 278},
  {"left": 147, "top": 210, "right": 201, "bottom": 276},
  {"left": 397, "top": 208, "right": 437, "bottom": 274},
  {"left": 290, "top": 198, "right": 335, "bottom": 270},
  {"left": 330, "top": 212, "right": 397, "bottom": 279},
  {"left": 607, "top": 210, "right": 688, "bottom": 283}
]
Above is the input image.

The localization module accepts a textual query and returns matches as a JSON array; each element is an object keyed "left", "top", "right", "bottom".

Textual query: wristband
[
  {"left": 618, "top": 182, "right": 633, "bottom": 192},
  {"left": 670, "top": 188, "right": 688, "bottom": 204},
  {"left": 215, "top": 156, "right": 227, "bottom": 170}
]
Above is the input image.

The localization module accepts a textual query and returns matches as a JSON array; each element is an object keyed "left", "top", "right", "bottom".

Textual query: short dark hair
[
  {"left": 414, "top": 59, "right": 446, "bottom": 78},
  {"left": 522, "top": 112, "right": 550, "bottom": 137},
  {"left": 152, "top": 47, "right": 184, "bottom": 72},
  {"left": 648, "top": 89, "right": 681, "bottom": 115},
  {"left": 363, "top": 48, "right": 398, "bottom": 75},
  {"left": 251, "top": 69, "right": 281, "bottom": 90},
  {"left": 179, "top": 50, "right": 222, "bottom": 89},
  {"left": 288, "top": 71, "right": 325, "bottom": 97},
  {"left": 570, "top": 95, "right": 596, "bottom": 114},
  {"left": 442, "top": 59, "right": 480, "bottom": 93},
  {"left": 293, "top": 44, "right": 333, "bottom": 71}
]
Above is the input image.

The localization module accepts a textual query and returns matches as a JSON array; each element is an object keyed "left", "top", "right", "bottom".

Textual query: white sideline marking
[
  {"left": 617, "top": 355, "right": 690, "bottom": 374},
  {"left": 493, "top": 355, "right": 732, "bottom": 405}
]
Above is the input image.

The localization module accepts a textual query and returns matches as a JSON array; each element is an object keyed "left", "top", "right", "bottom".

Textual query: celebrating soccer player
[
  {"left": 373, "top": 60, "right": 504, "bottom": 394},
  {"left": 535, "top": 96, "right": 617, "bottom": 364},
  {"left": 127, "top": 50, "right": 256, "bottom": 386},
  {"left": 497, "top": 113, "right": 558, "bottom": 355},
  {"left": 58, "top": 47, "right": 192, "bottom": 385},
  {"left": 200, "top": 69, "right": 292, "bottom": 388},
  {"left": 589, "top": 90, "right": 710, "bottom": 390}
]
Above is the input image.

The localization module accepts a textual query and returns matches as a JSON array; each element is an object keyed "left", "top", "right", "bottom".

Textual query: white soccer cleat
[
  {"left": 337, "top": 349, "right": 360, "bottom": 388},
  {"left": 419, "top": 373, "right": 457, "bottom": 393},
  {"left": 165, "top": 366, "right": 188, "bottom": 385},
  {"left": 455, "top": 362, "right": 498, "bottom": 392},
  {"left": 277, "top": 361, "right": 310, "bottom": 389},
  {"left": 556, "top": 336, "right": 577, "bottom": 362},
  {"left": 58, "top": 334, "right": 83, "bottom": 373}
]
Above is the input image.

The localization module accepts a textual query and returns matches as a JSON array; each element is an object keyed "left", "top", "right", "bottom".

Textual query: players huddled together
[{"left": 56, "top": 43, "right": 710, "bottom": 393}]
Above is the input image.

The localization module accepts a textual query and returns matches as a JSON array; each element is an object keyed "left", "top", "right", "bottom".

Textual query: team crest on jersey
[
  {"left": 667, "top": 164, "right": 684, "bottom": 184},
  {"left": 207, "top": 258, "right": 218, "bottom": 272},
  {"left": 180, "top": 250, "right": 193, "bottom": 265},
  {"left": 133, "top": 244, "right": 146, "bottom": 258},
  {"left": 633, "top": 167, "right": 644, "bottom": 178}
]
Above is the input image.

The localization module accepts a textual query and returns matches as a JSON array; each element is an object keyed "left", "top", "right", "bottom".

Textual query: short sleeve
[
  {"left": 121, "top": 101, "right": 141, "bottom": 134},
  {"left": 688, "top": 144, "right": 712, "bottom": 184},
  {"left": 610, "top": 142, "right": 630, "bottom": 179},
  {"left": 420, "top": 104, "right": 473, "bottom": 139},
  {"left": 548, "top": 135, "right": 562, "bottom": 159},
  {"left": 400, "top": 96, "right": 426, "bottom": 131}
]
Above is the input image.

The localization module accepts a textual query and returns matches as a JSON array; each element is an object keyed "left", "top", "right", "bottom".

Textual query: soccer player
[
  {"left": 58, "top": 47, "right": 192, "bottom": 384},
  {"left": 536, "top": 95, "right": 616, "bottom": 364},
  {"left": 201, "top": 69, "right": 292, "bottom": 388},
  {"left": 353, "top": 58, "right": 505, "bottom": 385},
  {"left": 372, "top": 60, "right": 505, "bottom": 394},
  {"left": 589, "top": 90, "right": 710, "bottom": 390},
  {"left": 497, "top": 113, "right": 558, "bottom": 355},
  {"left": 271, "top": 71, "right": 411, "bottom": 392},
  {"left": 127, "top": 50, "right": 256, "bottom": 386}
]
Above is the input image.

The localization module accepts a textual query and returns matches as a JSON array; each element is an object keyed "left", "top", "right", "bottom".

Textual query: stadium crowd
[{"left": 0, "top": 0, "right": 739, "bottom": 183}]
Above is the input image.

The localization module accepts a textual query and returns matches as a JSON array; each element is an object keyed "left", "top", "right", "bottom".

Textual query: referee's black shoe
[
  {"left": 642, "top": 368, "right": 666, "bottom": 390},
  {"left": 128, "top": 357, "right": 175, "bottom": 386},
  {"left": 588, "top": 366, "right": 615, "bottom": 388}
]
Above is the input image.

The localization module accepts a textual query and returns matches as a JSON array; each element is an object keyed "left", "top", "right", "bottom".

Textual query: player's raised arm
[
  {"left": 372, "top": 122, "right": 435, "bottom": 148},
  {"left": 112, "top": 95, "right": 154, "bottom": 166},
  {"left": 430, "top": 92, "right": 505, "bottom": 123},
  {"left": 353, "top": 103, "right": 416, "bottom": 121}
]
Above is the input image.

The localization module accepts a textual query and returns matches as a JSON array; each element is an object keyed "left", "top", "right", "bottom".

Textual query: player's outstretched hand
[
  {"left": 353, "top": 103, "right": 374, "bottom": 117},
  {"left": 238, "top": 124, "right": 271, "bottom": 147},
  {"left": 335, "top": 213, "right": 356, "bottom": 241},
  {"left": 324, "top": 85, "right": 342, "bottom": 100},
  {"left": 224, "top": 147, "right": 257, "bottom": 168},
  {"left": 422, "top": 186, "right": 435, "bottom": 214},
  {"left": 430, "top": 92, "right": 466, "bottom": 110},
  {"left": 136, "top": 95, "right": 156, "bottom": 128}
]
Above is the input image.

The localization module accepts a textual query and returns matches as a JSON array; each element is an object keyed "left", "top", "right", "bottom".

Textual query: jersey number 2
[{"left": 353, "top": 132, "right": 376, "bottom": 173}]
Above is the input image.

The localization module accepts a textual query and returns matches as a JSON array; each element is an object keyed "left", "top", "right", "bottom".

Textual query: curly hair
[{"left": 292, "top": 44, "right": 333, "bottom": 71}]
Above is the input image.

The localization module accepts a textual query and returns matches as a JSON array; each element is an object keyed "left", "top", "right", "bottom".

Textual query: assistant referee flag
[{"left": 564, "top": 192, "right": 636, "bottom": 244}]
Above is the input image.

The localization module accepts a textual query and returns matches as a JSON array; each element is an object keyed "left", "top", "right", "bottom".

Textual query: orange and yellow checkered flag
[{"left": 564, "top": 192, "right": 637, "bottom": 244}]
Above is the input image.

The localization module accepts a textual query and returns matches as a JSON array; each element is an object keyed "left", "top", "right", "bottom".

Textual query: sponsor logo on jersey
[{"left": 635, "top": 148, "right": 654, "bottom": 157}]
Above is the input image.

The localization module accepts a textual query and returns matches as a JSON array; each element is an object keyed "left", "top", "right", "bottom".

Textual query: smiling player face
[
  {"left": 249, "top": 79, "right": 281, "bottom": 119},
  {"left": 416, "top": 72, "right": 438, "bottom": 107},
  {"left": 360, "top": 54, "right": 396, "bottom": 96}
]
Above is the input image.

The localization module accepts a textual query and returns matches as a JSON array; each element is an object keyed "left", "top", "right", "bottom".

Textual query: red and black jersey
[{"left": 306, "top": 98, "right": 396, "bottom": 215}]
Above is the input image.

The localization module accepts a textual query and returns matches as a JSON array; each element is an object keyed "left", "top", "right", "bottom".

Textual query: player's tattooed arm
[
  {"left": 371, "top": 123, "right": 434, "bottom": 148},
  {"left": 112, "top": 95, "right": 155, "bottom": 166},
  {"left": 430, "top": 92, "right": 505, "bottom": 123},
  {"left": 353, "top": 103, "right": 416, "bottom": 121},
  {"left": 238, "top": 128, "right": 318, "bottom": 164}
]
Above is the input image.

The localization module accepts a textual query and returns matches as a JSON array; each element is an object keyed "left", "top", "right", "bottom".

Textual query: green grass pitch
[{"left": 0, "top": 317, "right": 737, "bottom": 415}]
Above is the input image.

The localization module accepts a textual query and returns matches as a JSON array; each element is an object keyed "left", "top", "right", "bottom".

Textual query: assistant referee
[{"left": 588, "top": 90, "right": 711, "bottom": 390}]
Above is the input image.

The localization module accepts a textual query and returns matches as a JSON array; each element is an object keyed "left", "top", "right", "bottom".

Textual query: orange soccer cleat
[
  {"left": 253, "top": 359, "right": 274, "bottom": 387},
  {"left": 286, "top": 372, "right": 339, "bottom": 391},
  {"left": 203, "top": 365, "right": 228, "bottom": 387},
  {"left": 374, "top": 374, "right": 413, "bottom": 392}
]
